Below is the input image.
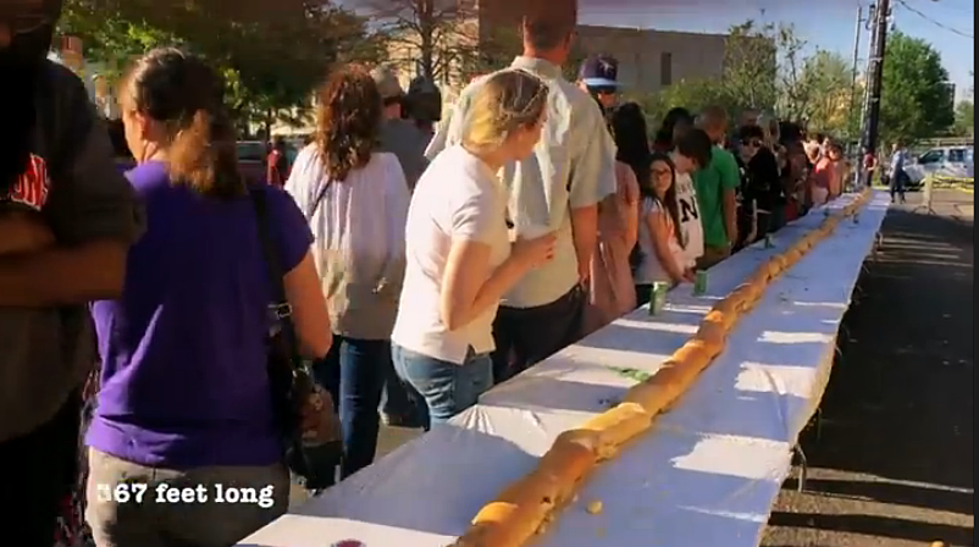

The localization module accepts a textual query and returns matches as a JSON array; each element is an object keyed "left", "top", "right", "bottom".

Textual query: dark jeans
[
  {"left": 490, "top": 285, "right": 585, "bottom": 384},
  {"left": 0, "top": 391, "right": 81, "bottom": 547},
  {"left": 770, "top": 203, "right": 787, "bottom": 232},
  {"left": 890, "top": 169, "right": 907, "bottom": 202},
  {"left": 391, "top": 344, "right": 494, "bottom": 429},
  {"left": 312, "top": 335, "right": 387, "bottom": 482}
]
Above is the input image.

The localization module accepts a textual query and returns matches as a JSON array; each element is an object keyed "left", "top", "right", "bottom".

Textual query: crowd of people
[{"left": 2, "top": 1, "right": 861, "bottom": 547}]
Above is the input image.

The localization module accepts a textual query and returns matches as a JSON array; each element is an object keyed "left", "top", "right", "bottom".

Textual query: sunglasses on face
[
  {"left": 651, "top": 167, "right": 672, "bottom": 178},
  {"left": 742, "top": 139, "right": 763, "bottom": 148},
  {"left": 593, "top": 86, "right": 617, "bottom": 96}
]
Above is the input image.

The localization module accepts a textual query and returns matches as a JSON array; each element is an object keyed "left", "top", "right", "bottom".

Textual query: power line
[
  {"left": 936, "top": 1, "right": 975, "bottom": 15},
  {"left": 896, "top": 0, "right": 974, "bottom": 39}
]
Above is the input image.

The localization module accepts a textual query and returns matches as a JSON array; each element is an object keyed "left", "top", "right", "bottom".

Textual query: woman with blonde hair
[
  {"left": 391, "top": 70, "right": 557, "bottom": 426},
  {"left": 285, "top": 64, "right": 410, "bottom": 482},
  {"left": 86, "top": 48, "right": 331, "bottom": 545}
]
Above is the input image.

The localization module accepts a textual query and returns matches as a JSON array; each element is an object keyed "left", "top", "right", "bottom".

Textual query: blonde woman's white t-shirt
[
  {"left": 674, "top": 171, "right": 704, "bottom": 268},
  {"left": 391, "top": 145, "right": 511, "bottom": 364}
]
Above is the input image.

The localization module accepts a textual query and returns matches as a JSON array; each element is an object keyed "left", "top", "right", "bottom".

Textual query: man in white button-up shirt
[{"left": 426, "top": 0, "right": 617, "bottom": 382}]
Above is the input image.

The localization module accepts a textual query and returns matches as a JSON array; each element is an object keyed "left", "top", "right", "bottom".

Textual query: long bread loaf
[{"left": 453, "top": 189, "right": 873, "bottom": 547}]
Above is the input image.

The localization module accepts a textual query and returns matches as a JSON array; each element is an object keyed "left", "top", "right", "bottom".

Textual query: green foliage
[
  {"left": 953, "top": 100, "right": 974, "bottom": 137},
  {"left": 879, "top": 31, "right": 956, "bottom": 145},
  {"left": 792, "top": 50, "right": 854, "bottom": 137},
  {"left": 59, "top": 0, "right": 179, "bottom": 82},
  {"left": 635, "top": 20, "right": 789, "bottom": 134},
  {"left": 952, "top": 71, "right": 974, "bottom": 138},
  {"left": 630, "top": 22, "right": 956, "bottom": 147},
  {"left": 722, "top": 21, "right": 778, "bottom": 113},
  {"left": 58, "top": 0, "right": 375, "bottom": 131}
]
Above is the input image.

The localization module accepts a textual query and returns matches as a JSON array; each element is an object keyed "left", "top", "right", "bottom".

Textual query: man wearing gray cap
[{"left": 371, "top": 65, "right": 429, "bottom": 191}]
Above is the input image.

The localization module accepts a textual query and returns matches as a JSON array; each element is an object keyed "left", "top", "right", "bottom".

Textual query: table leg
[
  {"left": 815, "top": 407, "right": 823, "bottom": 442},
  {"left": 872, "top": 232, "right": 884, "bottom": 261},
  {"left": 793, "top": 444, "right": 808, "bottom": 492}
]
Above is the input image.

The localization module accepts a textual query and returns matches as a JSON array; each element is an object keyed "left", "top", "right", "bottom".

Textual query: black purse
[{"left": 250, "top": 188, "right": 342, "bottom": 491}]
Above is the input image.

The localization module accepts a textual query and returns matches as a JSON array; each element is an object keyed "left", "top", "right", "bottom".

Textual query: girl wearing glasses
[{"left": 633, "top": 152, "right": 694, "bottom": 305}]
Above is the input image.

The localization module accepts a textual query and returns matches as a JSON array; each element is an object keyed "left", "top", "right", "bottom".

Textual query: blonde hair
[{"left": 463, "top": 70, "right": 549, "bottom": 154}]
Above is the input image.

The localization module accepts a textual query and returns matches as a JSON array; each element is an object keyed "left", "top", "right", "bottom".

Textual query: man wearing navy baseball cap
[{"left": 578, "top": 54, "right": 621, "bottom": 111}]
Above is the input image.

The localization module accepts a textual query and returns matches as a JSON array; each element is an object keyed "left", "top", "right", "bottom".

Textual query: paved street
[{"left": 761, "top": 188, "right": 975, "bottom": 547}]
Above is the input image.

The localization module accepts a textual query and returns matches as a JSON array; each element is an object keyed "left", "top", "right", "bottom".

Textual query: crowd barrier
[{"left": 239, "top": 191, "right": 891, "bottom": 547}]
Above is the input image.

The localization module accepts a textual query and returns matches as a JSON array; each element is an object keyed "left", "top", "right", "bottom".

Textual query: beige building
[
  {"left": 572, "top": 26, "right": 728, "bottom": 96},
  {"left": 383, "top": 2, "right": 732, "bottom": 108}
]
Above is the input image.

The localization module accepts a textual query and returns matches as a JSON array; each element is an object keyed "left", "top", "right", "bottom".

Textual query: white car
[{"left": 904, "top": 146, "right": 974, "bottom": 186}]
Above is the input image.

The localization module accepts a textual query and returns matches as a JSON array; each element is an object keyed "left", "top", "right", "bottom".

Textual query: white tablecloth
[{"left": 239, "top": 192, "right": 890, "bottom": 547}]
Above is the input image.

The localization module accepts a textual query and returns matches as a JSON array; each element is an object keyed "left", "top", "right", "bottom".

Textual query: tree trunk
[
  {"left": 418, "top": 0, "right": 436, "bottom": 80},
  {"left": 264, "top": 108, "right": 273, "bottom": 141}
]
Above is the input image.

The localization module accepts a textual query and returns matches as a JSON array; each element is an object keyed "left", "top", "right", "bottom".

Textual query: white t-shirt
[
  {"left": 674, "top": 171, "right": 704, "bottom": 268},
  {"left": 426, "top": 57, "right": 617, "bottom": 309},
  {"left": 391, "top": 145, "right": 511, "bottom": 364},
  {"left": 635, "top": 198, "right": 684, "bottom": 285}
]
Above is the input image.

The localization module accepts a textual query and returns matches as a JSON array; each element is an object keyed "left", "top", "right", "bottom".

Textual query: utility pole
[
  {"left": 858, "top": 5, "right": 877, "bottom": 154},
  {"left": 849, "top": 5, "right": 864, "bottom": 144},
  {"left": 862, "top": 0, "right": 891, "bottom": 157}
]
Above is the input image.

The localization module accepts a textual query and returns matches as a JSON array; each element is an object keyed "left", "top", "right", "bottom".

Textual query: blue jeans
[
  {"left": 391, "top": 344, "right": 493, "bottom": 429},
  {"left": 312, "top": 335, "right": 387, "bottom": 482},
  {"left": 378, "top": 354, "right": 424, "bottom": 427}
]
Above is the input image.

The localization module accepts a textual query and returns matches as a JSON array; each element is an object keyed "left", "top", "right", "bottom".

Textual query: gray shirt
[
  {"left": 0, "top": 62, "right": 144, "bottom": 442},
  {"left": 426, "top": 56, "right": 617, "bottom": 308},
  {"left": 379, "top": 118, "right": 429, "bottom": 191}
]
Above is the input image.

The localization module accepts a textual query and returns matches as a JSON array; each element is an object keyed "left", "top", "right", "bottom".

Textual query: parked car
[
  {"left": 236, "top": 140, "right": 269, "bottom": 184},
  {"left": 904, "top": 146, "right": 975, "bottom": 187},
  {"left": 237, "top": 139, "right": 302, "bottom": 184}
]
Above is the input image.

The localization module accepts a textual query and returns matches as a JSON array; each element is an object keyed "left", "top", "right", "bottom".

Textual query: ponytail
[
  {"left": 122, "top": 48, "right": 244, "bottom": 199},
  {"left": 168, "top": 110, "right": 243, "bottom": 198}
]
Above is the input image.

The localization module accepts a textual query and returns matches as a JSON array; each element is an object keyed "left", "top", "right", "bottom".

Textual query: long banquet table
[{"left": 239, "top": 191, "right": 891, "bottom": 547}]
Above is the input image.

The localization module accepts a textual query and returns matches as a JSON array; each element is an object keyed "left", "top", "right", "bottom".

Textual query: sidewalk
[{"left": 761, "top": 199, "right": 975, "bottom": 546}]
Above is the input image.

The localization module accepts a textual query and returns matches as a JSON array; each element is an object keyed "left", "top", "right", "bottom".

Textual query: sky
[{"left": 578, "top": 0, "right": 975, "bottom": 101}]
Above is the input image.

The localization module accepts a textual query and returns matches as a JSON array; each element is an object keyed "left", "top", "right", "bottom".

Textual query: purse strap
[{"left": 250, "top": 188, "right": 302, "bottom": 369}]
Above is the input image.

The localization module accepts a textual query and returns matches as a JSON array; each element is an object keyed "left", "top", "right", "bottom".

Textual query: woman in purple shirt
[{"left": 84, "top": 48, "right": 332, "bottom": 547}]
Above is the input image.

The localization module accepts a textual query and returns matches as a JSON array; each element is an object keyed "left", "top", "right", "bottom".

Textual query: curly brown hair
[{"left": 314, "top": 64, "right": 382, "bottom": 182}]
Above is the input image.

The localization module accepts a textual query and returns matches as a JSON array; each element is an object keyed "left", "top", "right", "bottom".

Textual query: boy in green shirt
[{"left": 693, "top": 106, "right": 740, "bottom": 268}]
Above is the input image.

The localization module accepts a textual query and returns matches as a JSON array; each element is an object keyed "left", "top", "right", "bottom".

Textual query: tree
[
  {"left": 956, "top": 70, "right": 976, "bottom": 137},
  {"left": 953, "top": 100, "right": 974, "bottom": 137},
  {"left": 59, "top": 0, "right": 376, "bottom": 133},
  {"left": 59, "top": 0, "right": 180, "bottom": 82},
  {"left": 366, "top": 0, "right": 524, "bottom": 90},
  {"left": 791, "top": 50, "right": 854, "bottom": 137},
  {"left": 631, "top": 20, "right": 863, "bottom": 139},
  {"left": 722, "top": 21, "right": 778, "bottom": 113},
  {"left": 878, "top": 31, "right": 956, "bottom": 145}
]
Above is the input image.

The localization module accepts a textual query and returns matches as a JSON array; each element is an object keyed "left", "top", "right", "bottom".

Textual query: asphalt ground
[{"left": 761, "top": 189, "right": 975, "bottom": 547}]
